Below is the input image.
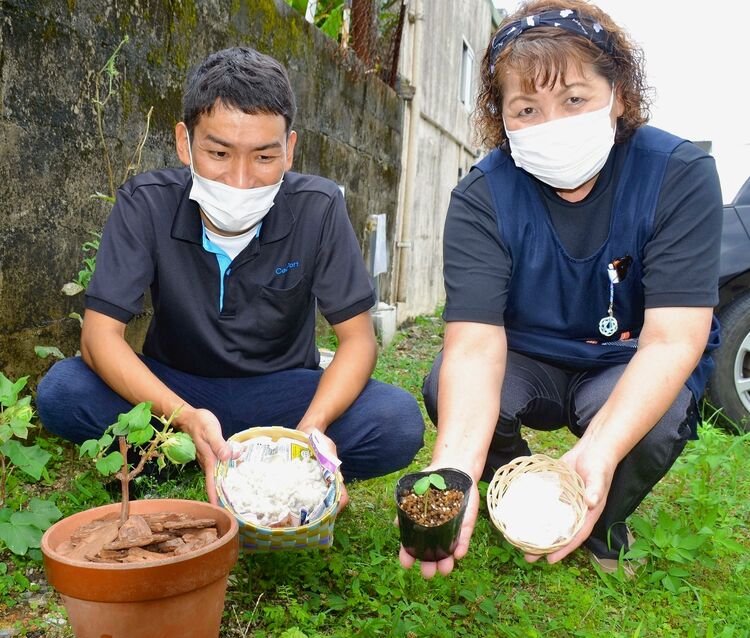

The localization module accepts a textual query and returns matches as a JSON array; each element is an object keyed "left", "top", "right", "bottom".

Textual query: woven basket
[
  {"left": 486, "top": 454, "right": 586, "bottom": 554},
  {"left": 215, "top": 427, "right": 343, "bottom": 552}
]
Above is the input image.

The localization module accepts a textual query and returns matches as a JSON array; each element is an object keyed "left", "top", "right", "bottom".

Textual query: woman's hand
[
  {"left": 524, "top": 439, "right": 616, "bottom": 564},
  {"left": 398, "top": 467, "right": 480, "bottom": 578}
]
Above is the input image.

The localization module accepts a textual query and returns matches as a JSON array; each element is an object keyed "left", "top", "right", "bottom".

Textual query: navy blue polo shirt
[{"left": 85, "top": 167, "right": 375, "bottom": 377}]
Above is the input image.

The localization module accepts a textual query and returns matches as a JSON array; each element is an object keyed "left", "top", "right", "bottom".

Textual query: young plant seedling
[
  {"left": 79, "top": 402, "right": 195, "bottom": 526},
  {"left": 413, "top": 473, "right": 447, "bottom": 517}
]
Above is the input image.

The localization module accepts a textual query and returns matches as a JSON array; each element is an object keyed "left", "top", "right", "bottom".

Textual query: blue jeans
[{"left": 37, "top": 356, "right": 425, "bottom": 482}]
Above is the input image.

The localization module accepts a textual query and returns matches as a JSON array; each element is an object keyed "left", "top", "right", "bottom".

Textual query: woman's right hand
[{"left": 398, "top": 476, "right": 480, "bottom": 578}]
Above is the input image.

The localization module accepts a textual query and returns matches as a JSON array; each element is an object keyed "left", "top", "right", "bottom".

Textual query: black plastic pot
[{"left": 395, "top": 468, "right": 472, "bottom": 561}]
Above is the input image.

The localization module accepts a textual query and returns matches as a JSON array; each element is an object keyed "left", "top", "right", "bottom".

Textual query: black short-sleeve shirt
[
  {"left": 443, "top": 139, "right": 723, "bottom": 325},
  {"left": 86, "top": 168, "right": 375, "bottom": 377}
]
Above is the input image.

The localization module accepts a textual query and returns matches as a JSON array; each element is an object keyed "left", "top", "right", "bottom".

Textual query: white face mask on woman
[
  {"left": 183, "top": 126, "right": 283, "bottom": 233},
  {"left": 504, "top": 88, "right": 616, "bottom": 190}
]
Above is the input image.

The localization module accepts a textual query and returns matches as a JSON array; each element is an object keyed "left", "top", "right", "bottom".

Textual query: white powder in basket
[
  {"left": 222, "top": 456, "right": 329, "bottom": 527},
  {"left": 494, "top": 471, "right": 577, "bottom": 548}
]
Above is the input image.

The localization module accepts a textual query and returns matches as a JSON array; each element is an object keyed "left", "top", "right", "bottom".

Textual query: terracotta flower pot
[
  {"left": 41, "top": 499, "right": 239, "bottom": 638},
  {"left": 395, "top": 468, "right": 472, "bottom": 562}
]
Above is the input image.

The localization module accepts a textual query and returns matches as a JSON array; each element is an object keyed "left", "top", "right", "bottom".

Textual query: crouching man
[{"left": 37, "top": 47, "right": 424, "bottom": 504}]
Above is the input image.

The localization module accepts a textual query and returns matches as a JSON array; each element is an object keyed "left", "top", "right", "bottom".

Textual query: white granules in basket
[
  {"left": 222, "top": 456, "right": 329, "bottom": 527},
  {"left": 494, "top": 471, "right": 577, "bottom": 548}
]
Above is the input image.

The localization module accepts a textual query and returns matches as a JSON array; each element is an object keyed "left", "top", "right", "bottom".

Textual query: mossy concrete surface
[{"left": 1, "top": 0, "right": 402, "bottom": 381}]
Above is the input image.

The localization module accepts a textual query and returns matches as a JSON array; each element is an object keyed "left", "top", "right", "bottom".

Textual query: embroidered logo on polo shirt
[{"left": 275, "top": 261, "right": 300, "bottom": 275}]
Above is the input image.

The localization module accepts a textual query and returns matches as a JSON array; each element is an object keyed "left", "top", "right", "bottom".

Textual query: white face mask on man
[
  {"left": 183, "top": 125, "right": 284, "bottom": 233},
  {"left": 504, "top": 88, "right": 616, "bottom": 190}
]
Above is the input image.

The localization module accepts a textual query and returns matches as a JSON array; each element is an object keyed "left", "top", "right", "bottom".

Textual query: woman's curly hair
[{"left": 475, "top": 0, "right": 651, "bottom": 150}]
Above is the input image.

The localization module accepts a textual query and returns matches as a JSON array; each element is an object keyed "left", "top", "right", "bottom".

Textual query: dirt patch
[{"left": 398, "top": 488, "right": 463, "bottom": 527}]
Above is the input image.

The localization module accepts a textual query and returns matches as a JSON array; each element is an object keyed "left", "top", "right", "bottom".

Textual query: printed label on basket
[
  {"left": 309, "top": 429, "right": 342, "bottom": 475},
  {"left": 232, "top": 436, "right": 312, "bottom": 464}
]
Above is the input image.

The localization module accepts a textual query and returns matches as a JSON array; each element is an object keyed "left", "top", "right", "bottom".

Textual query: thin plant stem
[
  {"left": 118, "top": 436, "right": 129, "bottom": 526},
  {"left": 121, "top": 106, "right": 153, "bottom": 185},
  {"left": 94, "top": 76, "right": 115, "bottom": 199},
  {"left": 0, "top": 454, "right": 6, "bottom": 508},
  {"left": 92, "top": 36, "right": 129, "bottom": 200}
]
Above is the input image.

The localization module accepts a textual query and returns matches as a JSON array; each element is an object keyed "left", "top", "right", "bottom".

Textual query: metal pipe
[{"left": 390, "top": 0, "right": 423, "bottom": 308}]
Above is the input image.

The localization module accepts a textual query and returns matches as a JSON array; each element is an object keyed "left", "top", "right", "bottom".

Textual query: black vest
[{"left": 475, "top": 126, "right": 719, "bottom": 402}]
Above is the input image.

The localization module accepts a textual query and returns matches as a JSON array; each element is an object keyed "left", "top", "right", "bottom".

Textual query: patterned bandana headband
[{"left": 489, "top": 9, "right": 615, "bottom": 73}]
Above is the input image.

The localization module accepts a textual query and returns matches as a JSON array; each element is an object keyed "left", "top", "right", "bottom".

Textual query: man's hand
[
  {"left": 178, "top": 408, "right": 233, "bottom": 505},
  {"left": 398, "top": 472, "right": 479, "bottom": 578},
  {"left": 524, "top": 440, "right": 616, "bottom": 564},
  {"left": 296, "top": 424, "right": 349, "bottom": 512}
]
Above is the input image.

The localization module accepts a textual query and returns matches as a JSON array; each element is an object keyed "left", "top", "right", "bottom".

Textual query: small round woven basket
[
  {"left": 486, "top": 454, "right": 587, "bottom": 554},
  {"left": 215, "top": 427, "right": 343, "bottom": 552}
]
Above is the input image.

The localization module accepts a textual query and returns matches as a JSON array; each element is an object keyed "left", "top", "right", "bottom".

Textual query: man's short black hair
[{"left": 182, "top": 47, "right": 297, "bottom": 135}]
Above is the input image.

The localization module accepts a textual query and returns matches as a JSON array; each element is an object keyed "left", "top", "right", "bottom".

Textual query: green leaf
[
  {"left": 716, "top": 538, "right": 747, "bottom": 553},
  {"left": 679, "top": 534, "right": 708, "bottom": 550},
  {"left": 10, "top": 510, "right": 57, "bottom": 533},
  {"left": 326, "top": 595, "right": 347, "bottom": 611},
  {"left": 112, "top": 402, "right": 153, "bottom": 436},
  {"left": 96, "top": 451, "right": 123, "bottom": 476},
  {"left": 34, "top": 346, "right": 65, "bottom": 360},
  {"left": 429, "top": 473, "right": 446, "bottom": 490},
  {"left": 653, "top": 527, "right": 668, "bottom": 549},
  {"left": 127, "top": 424, "right": 155, "bottom": 447},
  {"left": 79, "top": 439, "right": 100, "bottom": 459},
  {"left": 0, "top": 425, "right": 12, "bottom": 444},
  {"left": 161, "top": 432, "right": 196, "bottom": 465},
  {"left": 0, "top": 440, "right": 51, "bottom": 480},
  {"left": 0, "top": 375, "right": 28, "bottom": 408},
  {"left": 662, "top": 573, "right": 681, "bottom": 594},
  {"left": 649, "top": 569, "right": 667, "bottom": 584},
  {"left": 9, "top": 416, "right": 31, "bottom": 440},
  {"left": 0, "top": 522, "right": 40, "bottom": 555},
  {"left": 665, "top": 548, "right": 689, "bottom": 563},
  {"left": 657, "top": 510, "right": 674, "bottom": 531},
  {"left": 413, "top": 476, "right": 431, "bottom": 496},
  {"left": 319, "top": 4, "right": 344, "bottom": 39},
  {"left": 629, "top": 516, "right": 653, "bottom": 538},
  {"left": 27, "top": 498, "right": 62, "bottom": 524},
  {"left": 668, "top": 567, "right": 691, "bottom": 578}
]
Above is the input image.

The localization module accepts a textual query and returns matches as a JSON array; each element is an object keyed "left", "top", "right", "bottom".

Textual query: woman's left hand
[{"left": 524, "top": 440, "right": 617, "bottom": 564}]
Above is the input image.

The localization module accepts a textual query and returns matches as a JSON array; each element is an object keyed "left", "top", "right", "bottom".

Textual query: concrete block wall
[{"left": 0, "top": 0, "right": 403, "bottom": 380}]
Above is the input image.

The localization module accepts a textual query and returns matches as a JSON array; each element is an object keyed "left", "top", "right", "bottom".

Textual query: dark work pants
[
  {"left": 422, "top": 350, "right": 695, "bottom": 559},
  {"left": 37, "top": 356, "right": 425, "bottom": 482}
]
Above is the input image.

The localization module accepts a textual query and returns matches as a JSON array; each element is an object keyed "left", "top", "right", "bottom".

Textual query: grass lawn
[{"left": 1, "top": 313, "right": 749, "bottom": 637}]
